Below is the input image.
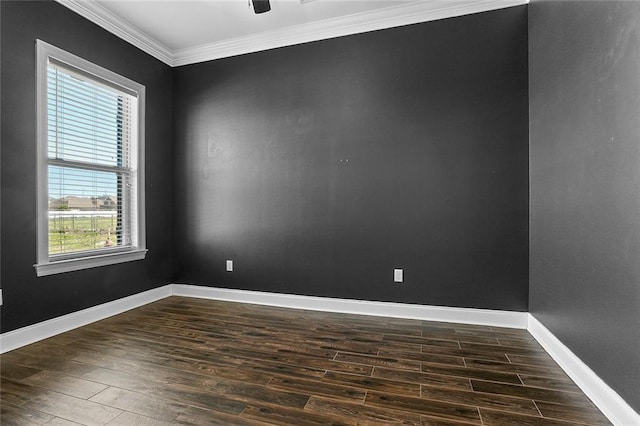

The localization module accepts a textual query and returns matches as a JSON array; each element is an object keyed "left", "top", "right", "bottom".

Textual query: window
[{"left": 35, "top": 40, "right": 146, "bottom": 276}]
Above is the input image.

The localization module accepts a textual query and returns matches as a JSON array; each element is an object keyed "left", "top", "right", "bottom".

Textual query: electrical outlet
[
  {"left": 394, "top": 269, "right": 403, "bottom": 283},
  {"left": 226, "top": 260, "right": 233, "bottom": 272}
]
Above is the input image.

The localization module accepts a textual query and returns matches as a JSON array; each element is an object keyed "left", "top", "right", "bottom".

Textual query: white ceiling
[
  {"left": 57, "top": 0, "right": 528, "bottom": 66},
  {"left": 97, "top": 0, "right": 407, "bottom": 51}
]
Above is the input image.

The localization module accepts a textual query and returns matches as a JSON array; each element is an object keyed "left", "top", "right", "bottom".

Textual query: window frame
[{"left": 35, "top": 40, "right": 147, "bottom": 277}]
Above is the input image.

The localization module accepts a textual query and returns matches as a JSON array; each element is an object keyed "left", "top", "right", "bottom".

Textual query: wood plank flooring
[{"left": 1, "top": 296, "right": 611, "bottom": 425}]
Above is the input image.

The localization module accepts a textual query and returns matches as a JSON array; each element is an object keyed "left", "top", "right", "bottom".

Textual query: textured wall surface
[
  {"left": 529, "top": 0, "right": 640, "bottom": 411},
  {"left": 0, "top": 0, "right": 174, "bottom": 332},
  {"left": 173, "top": 7, "right": 529, "bottom": 311}
]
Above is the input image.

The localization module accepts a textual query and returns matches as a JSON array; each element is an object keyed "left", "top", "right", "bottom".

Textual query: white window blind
[
  {"left": 47, "top": 60, "right": 138, "bottom": 256},
  {"left": 36, "top": 40, "right": 146, "bottom": 276}
]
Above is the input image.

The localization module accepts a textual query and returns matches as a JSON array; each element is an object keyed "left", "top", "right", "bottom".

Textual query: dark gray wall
[
  {"left": 529, "top": 0, "right": 640, "bottom": 412},
  {"left": 0, "top": 0, "right": 174, "bottom": 332},
  {"left": 173, "top": 7, "right": 530, "bottom": 310}
]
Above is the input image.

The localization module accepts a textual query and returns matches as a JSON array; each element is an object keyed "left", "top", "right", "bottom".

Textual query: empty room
[{"left": 1, "top": 0, "right": 639, "bottom": 424}]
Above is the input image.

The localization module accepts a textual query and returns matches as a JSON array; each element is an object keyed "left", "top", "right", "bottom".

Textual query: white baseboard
[
  {"left": 0, "top": 284, "right": 173, "bottom": 354},
  {"left": 2, "top": 283, "right": 637, "bottom": 425},
  {"left": 172, "top": 284, "right": 529, "bottom": 329},
  {"left": 528, "top": 315, "right": 640, "bottom": 426},
  {"left": 0, "top": 284, "right": 528, "bottom": 355}
]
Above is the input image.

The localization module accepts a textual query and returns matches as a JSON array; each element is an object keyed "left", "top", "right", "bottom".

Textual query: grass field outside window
[{"left": 48, "top": 211, "right": 118, "bottom": 255}]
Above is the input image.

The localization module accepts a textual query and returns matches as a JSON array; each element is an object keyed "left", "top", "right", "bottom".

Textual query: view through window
[{"left": 47, "top": 63, "right": 129, "bottom": 255}]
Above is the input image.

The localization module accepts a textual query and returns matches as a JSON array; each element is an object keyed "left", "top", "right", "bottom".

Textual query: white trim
[
  {"left": 135, "top": 85, "right": 147, "bottom": 256},
  {"left": 528, "top": 315, "right": 640, "bottom": 426},
  {"left": 0, "top": 284, "right": 527, "bottom": 354},
  {"left": 34, "top": 249, "right": 148, "bottom": 277},
  {"left": 0, "top": 285, "right": 172, "bottom": 354},
  {"left": 36, "top": 41, "right": 50, "bottom": 269},
  {"left": 55, "top": 0, "right": 528, "bottom": 67},
  {"left": 172, "top": 0, "right": 528, "bottom": 66},
  {"left": 2, "top": 283, "right": 638, "bottom": 423},
  {"left": 172, "top": 284, "right": 529, "bottom": 328},
  {"left": 55, "top": 0, "right": 174, "bottom": 66}
]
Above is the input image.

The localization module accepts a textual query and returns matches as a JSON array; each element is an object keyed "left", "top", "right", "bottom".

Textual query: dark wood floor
[{"left": 1, "top": 296, "right": 611, "bottom": 425}]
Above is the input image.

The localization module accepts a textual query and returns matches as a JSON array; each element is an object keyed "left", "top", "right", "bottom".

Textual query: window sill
[{"left": 34, "top": 249, "right": 148, "bottom": 277}]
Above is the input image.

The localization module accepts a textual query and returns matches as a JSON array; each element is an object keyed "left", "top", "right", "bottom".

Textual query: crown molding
[
  {"left": 57, "top": 0, "right": 528, "bottom": 67},
  {"left": 55, "top": 0, "right": 174, "bottom": 66},
  {"left": 173, "top": 0, "right": 528, "bottom": 66}
]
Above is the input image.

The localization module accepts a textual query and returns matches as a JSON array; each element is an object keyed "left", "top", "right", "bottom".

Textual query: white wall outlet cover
[
  {"left": 226, "top": 260, "right": 233, "bottom": 272},
  {"left": 394, "top": 269, "right": 403, "bottom": 283}
]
